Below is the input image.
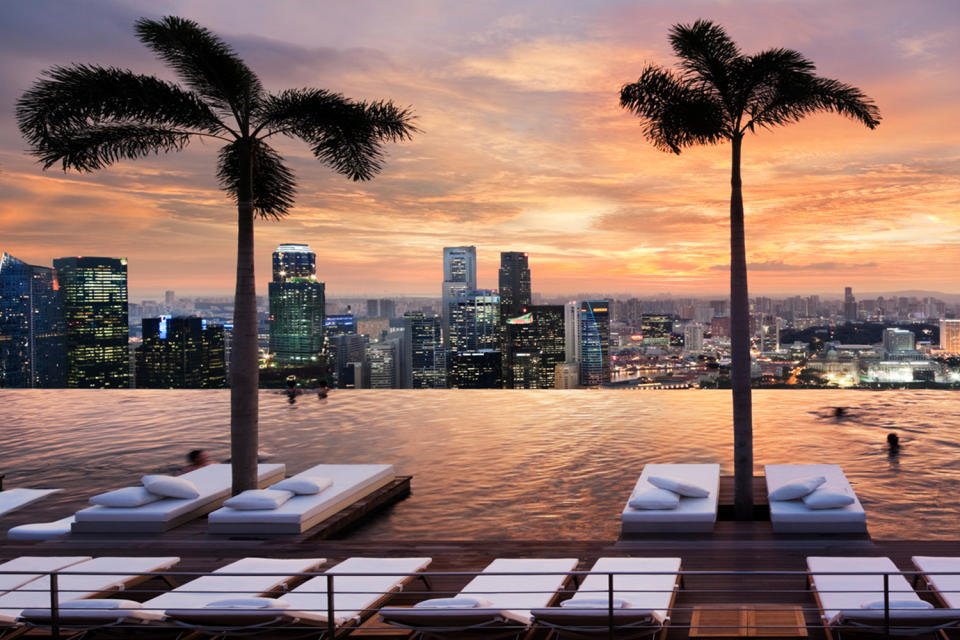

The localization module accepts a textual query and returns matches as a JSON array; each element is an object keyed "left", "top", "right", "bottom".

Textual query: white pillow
[
  {"left": 90, "top": 487, "right": 163, "bottom": 508},
  {"left": 223, "top": 489, "right": 294, "bottom": 510},
  {"left": 802, "top": 484, "right": 855, "bottom": 509},
  {"left": 860, "top": 599, "right": 933, "bottom": 610},
  {"left": 648, "top": 475, "right": 710, "bottom": 498},
  {"left": 141, "top": 475, "right": 200, "bottom": 499},
  {"left": 414, "top": 597, "right": 494, "bottom": 609},
  {"left": 561, "top": 597, "right": 632, "bottom": 609},
  {"left": 271, "top": 476, "right": 333, "bottom": 495},
  {"left": 62, "top": 599, "right": 143, "bottom": 610},
  {"left": 628, "top": 487, "right": 680, "bottom": 510},
  {"left": 768, "top": 475, "right": 826, "bottom": 501},
  {"left": 205, "top": 598, "right": 290, "bottom": 610}
]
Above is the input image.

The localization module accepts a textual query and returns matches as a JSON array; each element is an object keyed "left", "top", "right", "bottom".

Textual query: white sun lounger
[
  {"left": 208, "top": 464, "right": 396, "bottom": 535},
  {"left": 0, "top": 557, "right": 91, "bottom": 596},
  {"left": 766, "top": 465, "right": 867, "bottom": 534},
  {"left": 912, "top": 557, "right": 960, "bottom": 609},
  {"left": 808, "top": 556, "right": 960, "bottom": 639},
  {"left": 380, "top": 557, "right": 578, "bottom": 637},
  {"left": 72, "top": 463, "right": 286, "bottom": 533},
  {"left": 165, "top": 556, "right": 432, "bottom": 632},
  {"left": 0, "top": 489, "right": 61, "bottom": 517},
  {"left": 621, "top": 464, "right": 720, "bottom": 533},
  {"left": 531, "top": 557, "right": 682, "bottom": 639},
  {"left": 3, "top": 556, "right": 180, "bottom": 627}
]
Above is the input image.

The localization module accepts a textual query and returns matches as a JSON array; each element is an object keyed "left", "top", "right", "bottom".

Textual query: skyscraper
[
  {"left": 53, "top": 256, "right": 129, "bottom": 388},
  {"left": 940, "top": 319, "right": 960, "bottom": 353},
  {"left": 441, "top": 246, "right": 476, "bottom": 344},
  {"left": 641, "top": 314, "right": 673, "bottom": 347},
  {"left": 135, "top": 316, "right": 226, "bottom": 388},
  {"left": 580, "top": 300, "right": 610, "bottom": 386},
  {"left": 844, "top": 287, "right": 858, "bottom": 321},
  {"left": 450, "top": 349, "right": 502, "bottom": 388},
  {"left": 448, "top": 289, "right": 500, "bottom": 352},
  {"left": 498, "top": 252, "right": 531, "bottom": 321},
  {"left": 503, "top": 305, "right": 565, "bottom": 389},
  {"left": 268, "top": 244, "right": 325, "bottom": 366},
  {"left": 683, "top": 323, "right": 704, "bottom": 354},
  {"left": 367, "top": 342, "right": 396, "bottom": 388},
  {"left": 403, "top": 312, "right": 446, "bottom": 388},
  {"left": 564, "top": 301, "right": 581, "bottom": 364},
  {"left": 0, "top": 252, "right": 66, "bottom": 387}
]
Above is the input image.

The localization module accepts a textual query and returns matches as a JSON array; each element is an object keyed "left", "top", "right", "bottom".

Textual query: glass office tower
[
  {"left": 268, "top": 244, "right": 325, "bottom": 366},
  {"left": 580, "top": 300, "right": 610, "bottom": 386},
  {"left": 135, "top": 316, "right": 226, "bottom": 388}
]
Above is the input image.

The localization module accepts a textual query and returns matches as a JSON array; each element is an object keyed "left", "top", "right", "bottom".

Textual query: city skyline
[{"left": 1, "top": 1, "right": 958, "bottom": 297}]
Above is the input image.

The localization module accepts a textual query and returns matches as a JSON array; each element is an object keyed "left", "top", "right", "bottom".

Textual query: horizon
[{"left": 1, "top": 1, "right": 958, "bottom": 297}]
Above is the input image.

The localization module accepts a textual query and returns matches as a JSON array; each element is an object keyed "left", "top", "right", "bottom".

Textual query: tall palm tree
[
  {"left": 620, "top": 20, "right": 879, "bottom": 519},
  {"left": 17, "top": 16, "right": 416, "bottom": 493}
]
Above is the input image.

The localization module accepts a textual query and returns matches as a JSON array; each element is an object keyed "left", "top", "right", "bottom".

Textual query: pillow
[
  {"left": 223, "top": 489, "right": 294, "bottom": 510},
  {"left": 205, "top": 598, "right": 290, "bottom": 610},
  {"left": 271, "top": 476, "right": 333, "bottom": 495},
  {"left": 141, "top": 475, "right": 200, "bottom": 499},
  {"left": 90, "top": 487, "right": 163, "bottom": 508},
  {"left": 561, "top": 597, "right": 632, "bottom": 609},
  {"left": 62, "top": 599, "right": 143, "bottom": 610},
  {"left": 802, "top": 484, "right": 855, "bottom": 509},
  {"left": 768, "top": 475, "right": 826, "bottom": 501},
  {"left": 648, "top": 475, "right": 710, "bottom": 498},
  {"left": 414, "top": 597, "right": 494, "bottom": 609},
  {"left": 628, "top": 487, "right": 680, "bottom": 510},
  {"left": 860, "top": 599, "right": 933, "bottom": 610}
]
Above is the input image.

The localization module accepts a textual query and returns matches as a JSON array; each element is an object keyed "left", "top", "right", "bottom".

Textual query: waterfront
[{"left": 2, "top": 389, "right": 958, "bottom": 540}]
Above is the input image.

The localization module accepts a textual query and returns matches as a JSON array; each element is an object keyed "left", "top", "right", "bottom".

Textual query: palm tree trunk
[
  {"left": 729, "top": 133, "right": 754, "bottom": 520},
  {"left": 230, "top": 140, "right": 259, "bottom": 493}
]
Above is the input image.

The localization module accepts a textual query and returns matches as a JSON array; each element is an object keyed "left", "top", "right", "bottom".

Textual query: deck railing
[{"left": 1, "top": 565, "right": 957, "bottom": 639}]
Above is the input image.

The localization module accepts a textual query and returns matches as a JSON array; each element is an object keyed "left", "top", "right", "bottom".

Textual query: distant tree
[
  {"left": 17, "top": 16, "right": 416, "bottom": 492},
  {"left": 620, "top": 20, "right": 879, "bottom": 518}
]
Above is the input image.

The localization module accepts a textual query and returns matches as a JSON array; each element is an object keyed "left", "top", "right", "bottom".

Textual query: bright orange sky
[{"left": 1, "top": 1, "right": 958, "bottom": 300}]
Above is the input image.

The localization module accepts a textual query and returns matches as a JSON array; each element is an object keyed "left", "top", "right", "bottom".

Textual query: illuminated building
[
  {"left": 450, "top": 349, "right": 502, "bottom": 388},
  {"left": 883, "top": 328, "right": 915, "bottom": 356},
  {"left": 641, "top": 314, "right": 672, "bottom": 347},
  {"left": 403, "top": 312, "right": 446, "bottom": 388},
  {"left": 498, "top": 252, "right": 531, "bottom": 321},
  {"left": 325, "top": 314, "right": 356, "bottom": 336},
  {"left": 580, "top": 300, "right": 610, "bottom": 385},
  {"left": 135, "top": 316, "right": 225, "bottom": 388},
  {"left": 844, "top": 286, "right": 857, "bottom": 322},
  {"left": 53, "top": 256, "right": 129, "bottom": 388},
  {"left": 941, "top": 319, "right": 960, "bottom": 353},
  {"left": 268, "top": 244, "right": 325, "bottom": 366},
  {"left": 441, "top": 246, "right": 476, "bottom": 344},
  {"left": 367, "top": 342, "right": 396, "bottom": 388},
  {"left": 0, "top": 252, "right": 66, "bottom": 387},
  {"left": 329, "top": 333, "right": 366, "bottom": 386},
  {"left": 564, "top": 301, "right": 581, "bottom": 364},
  {"left": 683, "top": 323, "right": 704, "bottom": 354},
  {"left": 504, "top": 305, "right": 565, "bottom": 388},
  {"left": 448, "top": 290, "right": 500, "bottom": 352}
]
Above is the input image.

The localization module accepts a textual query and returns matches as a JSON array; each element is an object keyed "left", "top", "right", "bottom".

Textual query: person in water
[
  {"left": 317, "top": 379, "right": 329, "bottom": 399},
  {"left": 887, "top": 432, "right": 900, "bottom": 454},
  {"left": 181, "top": 449, "right": 212, "bottom": 474}
]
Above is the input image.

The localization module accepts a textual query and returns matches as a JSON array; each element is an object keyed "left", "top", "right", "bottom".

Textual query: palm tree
[
  {"left": 17, "top": 16, "right": 416, "bottom": 493},
  {"left": 620, "top": 20, "right": 879, "bottom": 519}
]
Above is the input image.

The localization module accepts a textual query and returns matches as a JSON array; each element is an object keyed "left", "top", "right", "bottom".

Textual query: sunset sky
[{"left": 1, "top": 1, "right": 958, "bottom": 300}]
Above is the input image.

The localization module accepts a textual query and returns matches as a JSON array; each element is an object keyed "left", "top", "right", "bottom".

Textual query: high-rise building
[
  {"left": 448, "top": 289, "right": 500, "bottom": 352},
  {"left": 844, "top": 287, "right": 858, "bottom": 322},
  {"left": 379, "top": 299, "right": 397, "bottom": 319},
  {"left": 268, "top": 244, "right": 325, "bottom": 366},
  {"left": 450, "top": 349, "right": 502, "bottom": 388},
  {"left": 0, "top": 252, "right": 66, "bottom": 387},
  {"left": 403, "top": 312, "right": 446, "bottom": 388},
  {"left": 441, "top": 246, "right": 476, "bottom": 344},
  {"left": 366, "top": 299, "right": 379, "bottom": 317},
  {"left": 503, "top": 305, "right": 564, "bottom": 389},
  {"left": 53, "top": 256, "right": 129, "bottom": 388},
  {"left": 367, "top": 342, "right": 396, "bottom": 388},
  {"left": 329, "top": 333, "right": 366, "bottom": 386},
  {"left": 324, "top": 314, "right": 357, "bottom": 336},
  {"left": 941, "top": 319, "right": 960, "bottom": 353},
  {"left": 641, "top": 314, "right": 673, "bottom": 347},
  {"left": 164, "top": 290, "right": 175, "bottom": 307},
  {"left": 498, "top": 252, "right": 531, "bottom": 322},
  {"left": 683, "top": 323, "right": 704, "bottom": 354},
  {"left": 580, "top": 300, "right": 610, "bottom": 386},
  {"left": 135, "top": 316, "right": 226, "bottom": 388},
  {"left": 883, "top": 328, "right": 915, "bottom": 355},
  {"left": 564, "top": 301, "right": 581, "bottom": 364}
]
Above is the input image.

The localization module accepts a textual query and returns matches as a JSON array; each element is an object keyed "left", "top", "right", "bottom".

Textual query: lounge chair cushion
[
  {"left": 628, "top": 488, "right": 679, "bottom": 510},
  {"left": 206, "top": 597, "right": 291, "bottom": 609},
  {"left": 768, "top": 475, "right": 825, "bottom": 501},
  {"left": 415, "top": 596, "right": 493, "bottom": 609},
  {"left": 64, "top": 599, "right": 143, "bottom": 610},
  {"left": 271, "top": 476, "right": 332, "bottom": 495},
  {"left": 802, "top": 484, "right": 855, "bottom": 509},
  {"left": 90, "top": 487, "right": 163, "bottom": 508},
  {"left": 861, "top": 599, "right": 933, "bottom": 610},
  {"left": 6, "top": 516, "right": 76, "bottom": 541},
  {"left": 223, "top": 489, "right": 294, "bottom": 510},
  {"left": 142, "top": 475, "right": 200, "bottom": 499},
  {"left": 561, "top": 597, "right": 632, "bottom": 609},
  {"left": 648, "top": 475, "right": 710, "bottom": 498}
]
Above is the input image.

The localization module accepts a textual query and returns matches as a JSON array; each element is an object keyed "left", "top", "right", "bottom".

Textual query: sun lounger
[
  {"left": 207, "top": 463, "right": 396, "bottom": 535},
  {"left": 0, "top": 557, "right": 91, "bottom": 596},
  {"left": 766, "top": 465, "right": 867, "bottom": 534},
  {"left": 0, "top": 489, "right": 61, "bottom": 517},
  {"left": 165, "top": 556, "right": 432, "bottom": 633},
  {"left": 380, "top": 557, "right": 578, "bottom": 638},
  {"left": 2, "top": 556, "right": 180, "bottom": 628},
  {"left": 911, "top": 557, "right": 960, "bottom": 609},
  {"left": 807, "top": 556, "right": 960, "bottom": 639},
  {"left": 531, "top": 557, "right": 681, "bottom": 639},
  {"left": 7, "top": 516, "right": 76, "bottom": 541},
  {"left": 621, "top": 464, "right": 720, "bottom": 533},
  {"left": 72, "top": 463, "right": 285, "bottom": 533}
]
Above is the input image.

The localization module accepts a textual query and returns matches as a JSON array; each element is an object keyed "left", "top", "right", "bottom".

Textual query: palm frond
[
  {"left": 217, "top": 139, "right": 296, "bottom": 219},
  {"left": 135, "top": 16, "right": 263, "bottom": 120},
  {"left": 258, "top": 89, "right": 417, "bottom": 181},
  {"left": 669, "top": 19, "right": 741, "bottom": 101},
  {"left": 27, "top": 124, "right": 193, "bottom": 171},
  {"left": 620, "top": 65, "right": 728, "bottom": 153},
  {"left": 16, "top": 65, "right": 223, "bottom": 151}
]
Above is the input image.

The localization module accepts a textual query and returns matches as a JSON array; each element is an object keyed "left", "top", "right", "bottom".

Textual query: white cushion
[
  {"left": 141, "top": 475, "right": 200, "bottom": 499},
  {"left": 561, "top": 597, "right": 632, "bottom": 609},
  {"left": 270, "top": 476, "right": 333, "bottom": 495},
  {"left": 861, "top": 599, "right": 933, "bottom": 610},
  {"left": 223, "top": 489, "right": 294, "bottom": 510},
  {"left": 206, "top": 598, "right": 290, "bottom": 610},
  {"left": 802, "top": 484, "right": 855, "bottom": 509},
  {"left": 63, "top": 599, "right": 143, "bottom": 610},
  {"left": 90, "top": 487, "right": 163, "bottom": 508},
  {"left": 628, "top": 487, "right": 679, "bottom": 510},
  {"left": 414, "top": 596, "right": 494, "bottom": 609},
  {"left": 648, "top": 475, "right": 710, "bottom": 498},
  {"left": 768, "top": 475, "right": 826, "bottom": 501}
]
